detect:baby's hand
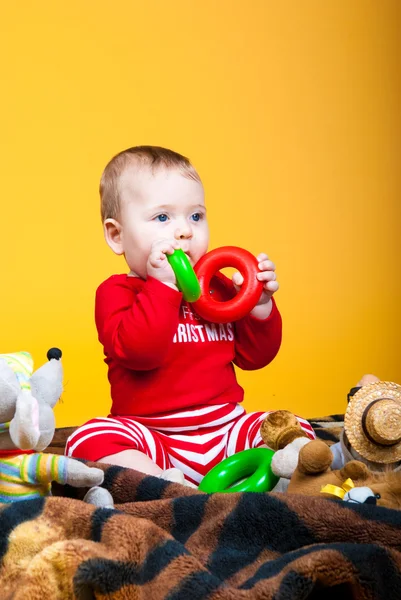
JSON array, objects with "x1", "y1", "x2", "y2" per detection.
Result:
[
  {"x1": 147, "y1": 239, "x2": 180, "y2": 289},
  {"x1": 232, "y1": 253, "x2": 279, "y2": 319}
]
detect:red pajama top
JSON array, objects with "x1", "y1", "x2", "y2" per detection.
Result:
[{"x1": 95, "y1": 274, "x2": 282, "y2": 417}]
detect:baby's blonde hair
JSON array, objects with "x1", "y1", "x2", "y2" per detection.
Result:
[{"x1": 100, "y1": 145, "x2": 201, "y2": 222}]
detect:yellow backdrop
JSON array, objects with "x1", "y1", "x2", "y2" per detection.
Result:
[{"x1": 1, "y1": 1, "x2": 400, "y2": 427}]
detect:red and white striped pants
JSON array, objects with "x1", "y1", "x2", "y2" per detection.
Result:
[{"x1": 65, "y1": 403, "x2": 315, "y2": 485}]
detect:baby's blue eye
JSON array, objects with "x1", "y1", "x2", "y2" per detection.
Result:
[
  {"x1": 191, "y1": 213, "x2": 202, "y2": 222},
  {"x1": 156, "y1": 214, "x2": 168, "y2": 222}
]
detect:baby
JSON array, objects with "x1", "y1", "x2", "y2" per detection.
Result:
[{"x1": 66, "y1": 146, "x2": 315, "y2": 485}]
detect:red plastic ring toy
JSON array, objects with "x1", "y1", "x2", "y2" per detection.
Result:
[{"x1": 193, "y1": 246, "x2": 263, "y2": 323}]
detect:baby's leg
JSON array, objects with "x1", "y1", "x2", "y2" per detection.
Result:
[
  {"x1": 101, "y1": 449, "x2": 163, "y2": 475},
  {"x1": 101, "y1": 450, "x2": 192, "y2": 484},
  {"x1": 65, "y1": 416, "x2": 171, "y2": 471},
  {"x1": 65, "y1": 417, "x2": 194, "y2": 485}
]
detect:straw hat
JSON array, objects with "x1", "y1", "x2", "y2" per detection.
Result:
[{"x1": 345, "y1": 381, "x2": 401, "y2": 464}]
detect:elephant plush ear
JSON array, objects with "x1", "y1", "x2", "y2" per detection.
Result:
[
  {"x1": 0, "y1": 358, "x2": 22, "y2": 423},
  {"x1": 30, "y1": 349, "x2": 63, "y2": 409},
  {"x1": 9, "y1": 391, "x2": 41, "y2": 450}
]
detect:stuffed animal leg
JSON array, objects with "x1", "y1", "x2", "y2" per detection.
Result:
[
  {"x1": 83, "y1": 486, "x2": 114, "y2": 509},
  {"x1": 0, "y1": 451, "x2": 105, "y2": 502}
]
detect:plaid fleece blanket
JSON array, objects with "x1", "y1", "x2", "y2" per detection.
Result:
[{"x1": 2, "y1": 415, "x2": 400, "y2": 599}]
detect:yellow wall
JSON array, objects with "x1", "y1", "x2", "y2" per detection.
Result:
[{"x1": 1, "y1": 1, "x2": 400, "y2": 426}]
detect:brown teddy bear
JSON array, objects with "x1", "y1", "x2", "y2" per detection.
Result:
[
  {"x1": 261, "y1": 377, "x2": 401, "y2": 479},
  {"x1": 285, "y1": 439, "x2": 401, "y2": 510},
  {"x1": 259, "y1": 376, "x2": 401, "y2": 507}
]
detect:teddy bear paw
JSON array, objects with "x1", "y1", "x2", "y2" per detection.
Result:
[{"x1": 271, "y1": 437, "x2": 310, "y2": 479}]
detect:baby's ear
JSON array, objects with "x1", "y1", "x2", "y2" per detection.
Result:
[
  {"x1": 30, "y1": 351, "x2": 63, "y2": 408},
  {"x1": 0, "y1": 359, "x2": 20, "y2": 422},
  {"x1": 104, "y1": 219, "x2": 124, "y2": 255}
]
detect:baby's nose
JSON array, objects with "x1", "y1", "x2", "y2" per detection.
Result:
[{"x1": 174, "y1": 224, "x2": 193, "y2": 239}]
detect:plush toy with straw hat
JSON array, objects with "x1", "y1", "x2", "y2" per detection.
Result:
[
  {"x1": 343, "y1": 380, "x2": 401, "y2": 468},
  {"x1": 262, "y1": 375, "x2": 401, "y2": 481}
]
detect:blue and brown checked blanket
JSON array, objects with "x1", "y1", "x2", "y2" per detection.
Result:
[{"x1": 1, "y1": 415, "x2": 401, "y2": 599}]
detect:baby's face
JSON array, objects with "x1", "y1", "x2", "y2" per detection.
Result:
[{"x1": 115, "y1": 166, "x2": 209, "y2": 278}]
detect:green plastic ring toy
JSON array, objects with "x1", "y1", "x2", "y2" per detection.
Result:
[
  {"x1": 167, "y1": 249, "x2": 201, "y2": 302},
  {"x1": 198, "y1": 447, "x2": 278, "y2": 493}
]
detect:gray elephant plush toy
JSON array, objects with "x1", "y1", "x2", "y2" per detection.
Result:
[{"x1": 0, "y1": 349, "x2": 113, "y2": 507}]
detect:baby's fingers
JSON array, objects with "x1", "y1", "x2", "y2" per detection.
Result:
[
  {"x1": 256, "y1": 252, "x2": 269, "y2": 263},
  {"x1": 162, "y1": 242, "x2": 179, "y2": 256},
  {"x1": 232, "y1": 271, "x2": 244, "y2": 288},
  {"x1": 149, "y1": 251, "x2": 167, "y2": 268},
  {"x1": 264, "y1": 280, "x2": 279, "y2": 293},
  {"x1": 258, "y1": 259, "x2": 276, "y2": 272},
  {"x1": 257, "y1": 270, "x2": 277, "y2": 282},
  {"x1": 152, "y1": 239, "x2": 180, "y2": 256}
]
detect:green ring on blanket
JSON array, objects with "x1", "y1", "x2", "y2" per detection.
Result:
[
  {"x1": 198, "y1": 447, "x2": 279, "y2": 493},
  {"x1": 167, "y1": 249, "x2": 201, "y2": 302}
]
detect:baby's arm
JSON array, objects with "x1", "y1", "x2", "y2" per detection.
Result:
[
  {"x1": 96, "y1": 276, "x2": 182, "y2": 371},
  {"x1": 97, "y1": 238, "x2": 184, "y2": 371},
  {"x1": 219, "y1": 254, "x2": 282, "y2": 370},
  {"x1": 225, "y1": 251, "x2": 282, "y2": 369},
  {"x1": 233, "y1": 298, "x2": 282, "y2": 370},
  {"x1": 213, "y1": 271, "x2": 282, "y2": 370}
]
